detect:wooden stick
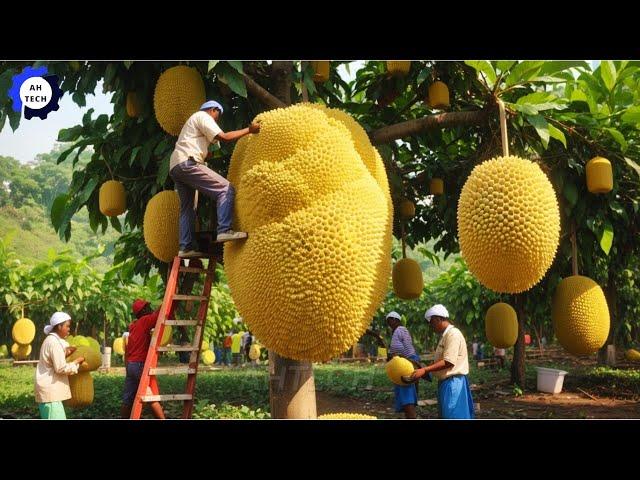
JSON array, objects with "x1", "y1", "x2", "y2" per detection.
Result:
[{"x1": 498, "y1": 99, "x2": 509, "y2": 157}]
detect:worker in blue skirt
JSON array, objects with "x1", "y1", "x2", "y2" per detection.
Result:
[{"x1": 403, "y1": 304, "x2": 475, "y2": 419}]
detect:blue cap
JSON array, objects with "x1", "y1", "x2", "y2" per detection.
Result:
[{"x1": 200, "y1": 100, "x2": 224, "y2": 114}]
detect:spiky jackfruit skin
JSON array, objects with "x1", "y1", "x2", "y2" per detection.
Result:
[
  {"x1": 126, "y1": 91, "x2": 141, "y2": 118},
  {"x1": 67, "y1": 345, "x2": 102, "y2": 372},
  {"x1": 586, "y1": 157, "x2": 613, "y2": 194},
  {"x1": 399, "y1": 200, "x2": 415, "y2": 219},
  {"x1": 392, "y1": 258, "x2": 424, "y2": 300},
  {"x1": 12, "y1": 318, "x2": 35, "y2": 345},
  {"x1": 385, "y1": 356, "x2": 415, "y2": 385},
  {"x1": 153, "y1": 66, "x2": 206, "y2": 136},
  {"x1": 11, "y1": 343, "x2": 31, "y2": 359},
  {"x1": 625, "y1": 349, "x2": 640, "y2": 362},
  {"x1": 65, "y1": 372, "x2": 94, "y2": 408},
  {"x1": 430, "y1": 178, "x2": 444, "y2": 195},
  {"x1": 457, "y1": 156, "x2": 560, "y2": 293},
  {"x1": 86, "y1": 337, "x2": 101, "y2": 353},
  {"x1": 428, "y1": 81, "x2": 450, "y2": 109},
  {"x1": 318, "y1": 412, "x2": 377, "y2": 419},
  {"x1": 224, "y1": 104, "x2": 392, "y2": 362},
  {"x1": 143, "y1": 190, "x2": 180, "y2": 263},
  {"x1": 99, "y1": 180, "x2": 126, "y2": 217},
  {"x1": 113, "y1": 337, "x2": 125, "y2": 355},
  {"x1": 249, "y1": 344, "x2": 261, "y2": 360},
  {"x1": 310, "y1": 61, "x2": 330, "y2": 82},
  {"x1": 552, "y1": 275, "x2": 610, "y2": 355},
  {"x1": 386, "y1": 61, "x2": 411, "y2": 76},
  {"x1": 485, "y1": 302, "x2": 518, "y2": 348},
  {"x1": 0, "y1": 344, "x2": 8, "y2": 358},
  {"x1": 201, "y1": 349, "x2": 215, "y2": 365},
  {"x1": 70, "y1": 335, "x2": 90, "y2": 348}
]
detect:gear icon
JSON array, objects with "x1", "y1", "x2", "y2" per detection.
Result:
[{"x1": 7, "y1": 66, "x2": 64, "y2": 120}]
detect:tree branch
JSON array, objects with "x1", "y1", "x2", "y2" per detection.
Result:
[
  {"x1": 368, "y1": 109, "x2": 491, "y2": 145},
  {"x1": 243, "y1": 73, "x2": 286, "y2": 110}
]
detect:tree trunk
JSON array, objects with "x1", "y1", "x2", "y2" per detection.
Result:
[
  {"x1": 268, "y1": 351, "x2": 317, "y2": 419},
  {"x1": 243, "y1": 74, "x2": 286, "y2": 110},
  {"x1": 510, "y1": 294, "x2": 526, "y2": 388},
  {"x1": 271, "y1": 61, "x2": 293, "y2": 106},
  {"x1": 597, "y1": 268, "x2": 618, "y2": 365}
]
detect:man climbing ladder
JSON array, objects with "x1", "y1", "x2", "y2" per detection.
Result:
[{"x1": 169, "y1": 100, "x2": 261, "y2": 257}]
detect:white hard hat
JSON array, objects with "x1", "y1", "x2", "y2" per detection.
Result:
[
  {"x1": 425, "y1": 304, "x2": 449, "y2": 321},
  {"x1": 44, "y1": 311, "x2": 71, "y2": 335}
]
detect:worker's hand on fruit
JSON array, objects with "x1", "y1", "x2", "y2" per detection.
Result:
[
  {"x1": 249, "y1": 121, "x2": 261, "y2": 134},
  {"x1": 65, "y1": 346, "x2": 77, "y2": 357},
  {"x1": 73, "y1": 356, "x2": 85, "y2": 365}
]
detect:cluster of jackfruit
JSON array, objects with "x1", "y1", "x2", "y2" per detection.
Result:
[
  {"x1": 65, "y1": 344, "x2": 102, "y2": 409},
  {"x1": 552, "y1": 275, "x2": 610, "y2": 355},
  {"x1": 154, "y1": 66, "x2": 206, "y2": 136},
  {"x1": 310, "y1": 61, "x2": 330, "y2": 83},
  {"x1": 99, "y1": 180, "x2": 126, "y2": 217},
  {"x1": 586, "y1": 157, "x2": 613, "y2": 194},
  {"x1": 126, "y1": 91, "x2": 141, "y2": 118},
  {"x1": 392, "y1": 258, "x2": 424, "y2": 300},
  {"x1": 385, "y1": 355, "x2": 415, "y2": 385},
  {"x1": 67, "y1": 345, "x2": 102, "y2": 372},
  {"x1": 224, "y1": 104, "x2": 392, "y2": 362},
  {"x1": 457, "y1": 156, "x2": 560, "y2": 293},
  {"x1": 428, "y1": 81, "x2": 450, "y2": 109},
  {"x1": 625, "y1": 349, "x2": 640, "y2": 362},
  {"x1": 386, "y1": 61, "x2": 411, "y2": 76},
  {"x1": 143, "y1": 190, "x2": 180, "y2": 262},
  {"x1": 65, "y1": 373, "x2": 94, "y2": 409},
  {"x1": 249, "y1": 344, "x2": 261, "y2": 360},
  {"x1": 201, "y1": 349, "x2": 216, "y2": 365},
  {"x1": 11, "y1": 318, "x2": 35, "y2": 360},
  {"x1": 317, "y1": 412, "x2": 377, "y2": 419},
  {"x1": 11, "y1": 343, "x2": 32, "y2": 359},
  {"x1": 485, "y1": 302, "x2": 518, "y2": 348}
]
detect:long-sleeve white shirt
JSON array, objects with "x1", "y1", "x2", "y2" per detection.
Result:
[{"x1": 34, "y1": 333, "x2": 79, "y2": 403}]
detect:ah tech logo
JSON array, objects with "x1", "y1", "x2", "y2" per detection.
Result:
[{"x1": 8, "y1": 66, "x2": 63, "y2": 120}]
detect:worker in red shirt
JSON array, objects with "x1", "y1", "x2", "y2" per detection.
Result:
[{"x1": 120, "y1": 299, "x2": 171, "y2": 419}]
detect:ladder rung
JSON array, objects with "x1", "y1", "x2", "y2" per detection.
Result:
[
  {"x1": 179, "y1": 267, "x2": 215, "y2": 274},
  {"x1": 157, "y1": 345, "x2": 200, "y2": 352},
  {"x1": 172, "y1": 294, "x2": 208, "y2": 301},
  {"x1": 141, "y1": 394, "x2": 193, "y2": 402},
  {"x1": 149, "y1": 366, "x2": 196, "y2": 375},
  {"x1": 164, "y1": 319, "x2": 200, "y2": 326}
]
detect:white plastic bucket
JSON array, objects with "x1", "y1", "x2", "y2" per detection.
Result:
[
  {"x1": 535, "y1": 367, "x2": 568, "y2": 394},
  {"x1": 102, "y1": 347, "x2": 112, "y2": 369}
]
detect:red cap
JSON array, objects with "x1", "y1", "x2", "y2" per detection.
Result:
[{"x1": 132, "y1": 299, "x2": 150, "y2": 317}]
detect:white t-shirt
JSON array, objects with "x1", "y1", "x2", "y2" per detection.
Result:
[{"x1": 170, "y1": 111, "x2": 223, "y2": 171}]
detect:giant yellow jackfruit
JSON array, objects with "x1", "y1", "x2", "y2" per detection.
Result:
[
  {"x1": 65, "y1": 372, "x2": 94, "y2": 408},
  {"x1": 485, "y1": 302, "x2": 518, "y2": 348},
  {"x1": 113, "y1": 337, "x2": 125, "y2": 356},
  {"x1": 86, "y1": 337, "x2": 101, "y2": 354},
  {"x1": 428, "y1": 81, "x2": 450, "y2": 109},
  {"x1": 457, "y1": 156, "x2": 560, "y2": 293},
  {"x1": 201, "y1": 349, "x2": 215, "y2": 365},
  {"x1": 249, "y1": 344, "x2": 261, "y2": 360},
  {"x1": 69, "y1": 335, "x2": 90, "y2": 348},
  {"x1": 153, "y1": 65, "x2": 206, "y2": 136},
  {"x1": 552, "y1": 275, "x2": 610, "y2": 355},
  {"x1": 126, "y1": 91, "x2": 141, "y2": 118},
  {"x1": 586, "y1": 157, "x2": 613, "y2": 194},
  {"x1": 12, "y1": 317, "x2": 35, "y2": 345},
  {"x1": 392, "y1": 258, "x2": 423, "y2": 300},
  {"x1": 143, "y1": 190, "x2": 180, "y2": 263},
  {"x1": 386, "y1": 61, "x2": 411, "y2": 76},
  {"x1": 224, "y1": 104, "x2": 392, "y2": 362},
  {"x1": 99, "y1": 180, "x2": 126, "y2": 217},
  {"x1": 310, "y1": 61, "x2": 330, "y2": 83},
  {"x1": 399, "y1": 199, "x2": 415, "y2": 219},
  {"x1": 67, "y1": 345, "x2": 102, "y2": 372},
  {"x1": 385, "y1": 356, "x2": 415, "y2": 385},
  {"x1": 318, "y1": 412, "x2": 377, "y2": 419},
  {"x1": 11, "y1": 343, "x2": 31, "y2": 359}
]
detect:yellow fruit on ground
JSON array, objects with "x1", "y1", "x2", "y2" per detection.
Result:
[
  {"x1": 385, "y1": 356, "x2": 415, "y2": 385},
  {"x1": 392, "y1": 258, "x2": 423, "y2": 300},
  {"x1": 318, "y1": 412, "x2": 377, "y2": 419},
  {"x1": 113, "y1": 337, "x2": 125, "y2": 356},
  {"x1": 224, "y1": 104, "x2": 392, "y2": 362},
  {"x1": 552, "y1": 275, "x2": 610, "y2": 355},
  {"x1": 625, "y1": 349, "x2": 640, "y2": 362},
  {"x1": 485, "y1": 302, "x2": 518, "y2": 348},
  {"x1": 428, "y1": 81, "x2": 450, "y2": 109},
  {"x1": 386, "y1": 61, "x2": 411, "y2": 76},
  {"x1": 249, "y1": 344, "x2": 261, "y2": 360},
  {"x1": 67, "y1": 345, "x2": 102, "y2": 372},
  {"x1": 201, "y1": 349, "x2": 215, "y2": 365},
  {"x1": 430, "y1": 178, "x2": 444, "y2": 195},
  {"x1": 99, "y1": 180, "x2": 126, "y2": 217},
  {"x1": 399, "y1": 199, "x2": 415, "y2": 219},
  {"x1": 65, "y1": 372, "x2": 94, "y2": 408},
  {"x1": 11, "y1": 343, "x2": 31, "y2": 359},
  {"x1": 457, "y1": 156, "x2": 560, "y2": 293},
  {"x1": 12, "y1": 318, "x2": 35, "y2": 345},
  {"x1": 310, "y1": 61, "x2": 330, "y2": 83},
  {"x1": 126, "y1": 91, "x2": 141, "y2": 118},
  {"x1": 143, "y1": 190, "x2": 180, "y2": 263},
  {"x1": 154, "y1": 65, "x2": 206, "y2": 136},
  {"x1": 586, "y1": 157, "x2": 613, "y2": 194}
]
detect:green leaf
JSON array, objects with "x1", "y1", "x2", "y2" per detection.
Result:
[
  {"x1": 157, "y1": 155, "x2": 170, "y2": 186},
  {"x1": 208, "y1": 60, "x2": 220, "y2": 73},
  {"x1": 505, "y1": 61, "x2": 545, "y2": 86},
  {"x1": 123, "y1": 61, "x2": 134, "y2": 69},
  {"x1": 621, "y1": 106, "x2": 640, "y2": 124},
  {"x1": 548, "y1": 124, "x2": 567, "y2": 147},
  {"x1": 129, "y1": 146, "x2": 142, "y2": 167},
  {"x1": 516, "y1": 92, "x2": 566, "y2": 111},
  {"x1": 65, "y1": 276, "x2": 73, "y2": 289},
  {"x1": 225, "y1": 68, "x2": 247, "y2": 97},
  {"x1": 50, "y1": 194, "x2": 69, "y2": 230},
  {"x1": 563, "y1": 181, "x2": 578, "y2": 207},
  {"x1": 570, "y1": 89, "x2": 588, "y2": 103},
  {"x1": 82, "y1": 108, "x2": 95, "y2": 127},
  {"x1": 605, "y1": 128, "x2": 627, "y2": 151},
  {"x1": 5, "y1": 294, "x2": 12, "y2": 306},
  {"x1": 94, "y1": 114, "x2": 109, "y2": 132},
  {"x1": 227, "y1": 61, "x2": 243, "y2": 74},
  {"x1": 599, "y1": 221, "x2": 614, "y2": 255},
  {"x1": 464, "y1": 61, "x2": 496, "y2": 87},
  {"x1": 496, "y1": 61, "x2": 516, "y2": 72},
  {"x1": 110, "y1": 216, "x2": 122, "y2": 233},
  {"x1": 77, "y1": 177, "x2": 99, "y2": 205},
  {"x1": 600, "y1": 61, "x2": 617, "y2": 91},
  {"x1": 538, "y1": 61, "x2": 590, "y2": 76},
  {"x1": 57, "y1": 125, "x2": 83, "y2": 142},
  {"x1": 624, "y1": 157, "x2": 640, "y2": 178},
  {"x1": 526, "y1": 115, "x2": 550, "y2": 148}
]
